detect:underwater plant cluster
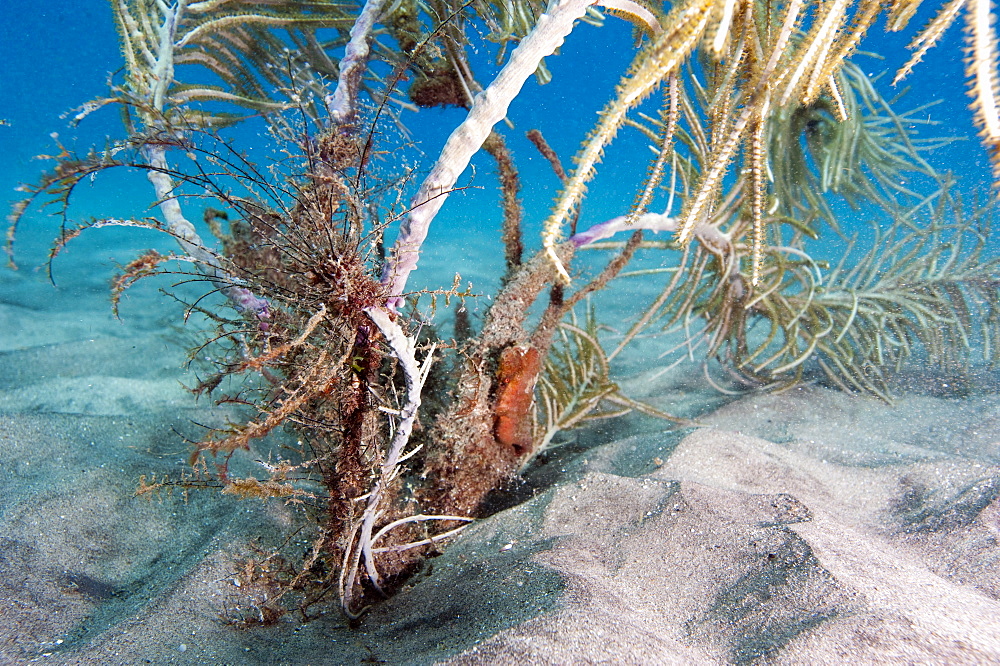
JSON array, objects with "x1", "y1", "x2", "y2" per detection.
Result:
[{"x1": 7, "y1": 0, "x2": 1000, "y2": 623}]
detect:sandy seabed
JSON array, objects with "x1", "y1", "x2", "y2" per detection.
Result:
[{"x1": 2, "y1": 233, "x2": 999, "y2": 665}]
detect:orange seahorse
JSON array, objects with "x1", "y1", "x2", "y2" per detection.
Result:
[{"x1": 493, "y1": 345, "x2": 543, "y2": 455}]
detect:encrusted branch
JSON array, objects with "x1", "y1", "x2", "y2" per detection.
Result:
[{"x1": 483, "y1": 131, "x2": 524, "y2": 280}]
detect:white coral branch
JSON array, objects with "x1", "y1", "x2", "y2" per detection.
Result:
[{"x1": 380, "y1": 0, "x2": 597, "y2": 309}]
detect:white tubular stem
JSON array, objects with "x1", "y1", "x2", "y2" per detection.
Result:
[
  {"x1": 380, "y1": 0, "x2": 596, "y2": 309},
  {"x1": 326, "y1": 0, "x2": 386, "y2": 125},
  {"x1": 145, "y1": 145, "x2": 269, "y2": 316},
  {"x1": 349, "y1": 307, "x2": 435, "y2": 599}
]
